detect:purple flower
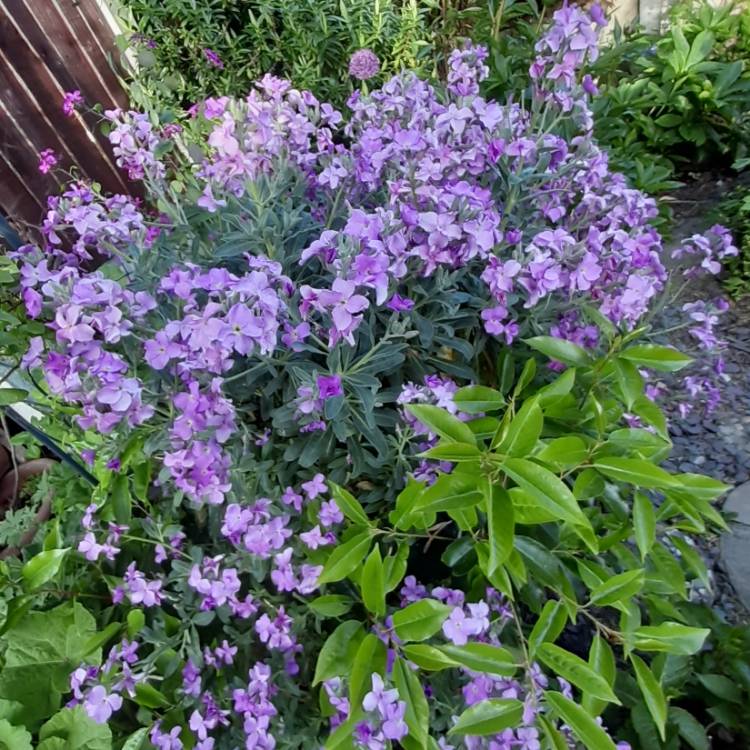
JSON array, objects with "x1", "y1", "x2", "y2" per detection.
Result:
[
  {"x1": 83, "y1": 685, "x2": 122, "y2": 723},
  {"x1": 62, "y1": 90, "x2": 84, "y2": 116},
  {"x1": 203, "y1": 48, "x2": 224, "y2": 69},
  {"x1": 318, "y1": 499, "x2": 344, "y2": 527},
  {"x1": 38, "y1": 148, "x2": 58, "y2": 174},
  {"x1": 381, "y1": 701, "x2": 408, "y2": 741},
  {"x1": 362, "y1": 673, "x2": 399, "y2": 714},
  {"x1": 317, "y1": 374, "x2": 343, "y2": 399},
  {"x1": 349, "y1": 49, "x2": 380, "y2": 80},
  {"x1": 386, "y1": 294, "x2": 414, "y2": 312},
  {"x1": 442, "y1": 606, "x2": 484, "y2": 645},
  {"x1": 302, "y1": 473, "x2": 327, "y2": 500}
]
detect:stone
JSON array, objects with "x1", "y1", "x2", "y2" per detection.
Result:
[{"x1": 720, "y1": 481, "x2": 750, "y2": 611}]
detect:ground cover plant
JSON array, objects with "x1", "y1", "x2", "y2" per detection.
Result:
[{"x1": 0, "y1": 4, "x2": 743, "y2": 748}]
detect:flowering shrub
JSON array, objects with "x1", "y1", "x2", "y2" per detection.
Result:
[{"x1": 0, "y1": 4, "x2": 737, "y2": 749}]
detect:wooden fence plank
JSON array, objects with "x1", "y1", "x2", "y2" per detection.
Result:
[{"x1": 0, "y1": 161, "x2": 42, "y2": 228}]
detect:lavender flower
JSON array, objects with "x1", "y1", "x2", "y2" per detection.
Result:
[
  {"x1": 348, "y1": 49, "x2": 380, "y2": 80},
  {"x1": 203, "y1": 48, "x2": 224, "y2": 69},
  {"x1": 38, "y1": 148, "x2": 58, "y2": 174}
]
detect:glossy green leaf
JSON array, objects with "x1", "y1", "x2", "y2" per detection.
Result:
[
  {"x1": 392, "y1": 599, "x2": 452, "y2": 642},
  {"x1": 0, "y1": 388, "x2": 29, "y2": 406},
  {"x1": 536, "y1": 436, "x2": 587, "y2": 468},
  {"x1": 22, "y1": 549, "x2": 69, "y2": 591},
  {"x1": 613, "y1": 358, "x2": 644, "y2": 409},
  {"x1": 308, "y1": 595, "x2": 354, "y2": 617},
  {"x1": 329, "y1": 483, "x2": 369, "y2": 526},
  {"x1": 383, "y1": 544, "x2": 409, "y2": 593},
  {"x1": 538, "y1": 644, "x2": 620, "y2": 704},
  {"x1": 633, "y1": 493, "x2": 656, "y2": 561},
  {"x1": 422, "y1": 443, "x2": 483, "y2": 462},
  {"x1": 448, "y1": 699, "x2": 523, "y2": 736},
  {"x1": 632, "y1": 623, "x2": 709, "y2": 655},
  {"x1": 318, "y1": 531, "x2": 372, "y2": 584},
  {"x1": 669, "y1": 707, "x2": 710, "y2": 750},
  {"x1": 133, "y1": 683, "x2": 168, "y2": 708},
  {"x1": 630, "y1": 654, "x2": 667, "y2": 740},
  {"x1": 406, "y1": 404, "x2": 476, "y2": 445},
  {"x1": 525, "y1": 336, "x2": 593, "y2": 366},
  {"x1": 80, "y1": 622, "x2": 122, "y2": 659},
  {"x1": 594, "y1": 457, "x2": 677, "y2": 489},
  {"x1": 453, "y1": 385, "x2": 505, "y2": 413},
  {"x1": 349, "y1": 634, "x2": 387, "y2": 708},
  {"x1": 528, "y1": 600, "x2": 567, "y2": 658},
  {"x1": 313, "y1": 620, "x2": 363, "y2": 685},
  {"x1": 414, "y1": 471, "x2": 483, "y2": 514},
  {"x1": 361, "y1": 545, "x2": 386, "y2": 617},
  {"x1": 127, "y1": 609, "x2": 145, "y2": 638},
  {"x1": 393, "y1": 656, "x2": 429, "y2": 746},
  {"x1": 122, "y1": 727, "x2": 149, "y2": 750},
  {"x1": 497, "y1": 397, "x2": 543, "y2": 457},
  {"x1": 536, "y1": 368, "x2": 576, "y2": 405},
  {"x1": 583, "y1": 634, "x2": 616, "y2": 717},
  {"x1": 402, "y1": 644, "x2": 457, "y2": 671},
  {"x1": 619, "y1": 345, "x2": 692, "y2": 372},
  {"x1": 439, "y1": 643, "x2": 517, "y2": 677},
  {"x1": 589, "y1": 569, "x2": 645, "y2": 607},
  {"x1": 545, "y1": 691, "x2": 617, "y2": 750},
  {"x1": 0, "y1": 719, "x2": 32, "y2": 750},
  {"x1": 38, "y1": 706, "x2": 112, "y2": 749},
  {"x1": 485, "y1": 483, "x2": 514, "y2": 574}
]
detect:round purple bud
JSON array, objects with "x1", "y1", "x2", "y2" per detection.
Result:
[{"x1": 348, "y1": 49, "x2": 380, "y2": 81}]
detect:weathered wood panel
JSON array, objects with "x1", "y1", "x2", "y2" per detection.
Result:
[{"x1": 0, "y1": 0, "x2": 132, "y2": 234}]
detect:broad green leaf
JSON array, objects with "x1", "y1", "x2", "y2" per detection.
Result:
[
  {"x1": 669, "y1": 707, "x2": 710, "y2": 750},
  {"x1": 0, "y1": 389, "x2": 29, "y2": 406},
  {"x1": 686, "y1": 30, "x2": 714, "y2": 68},
  {"x1": 324, "y1": 711, "x2": 361, "y2": 749},
  {"x1": 538, "y1": 715, "x2": 568, "y2": 750},
  {"x1": 393, "y1": 657, "x2": 429, "y2": 746},
  {"x1": 422, "y1": 443, "x2": 483, "y2": 462},
  {"x1": 349, "y1": 634, "x2": 387, "y2": 709},
  {"x1": 392, "y1": 599, "x2": 452, "y2": 642},
  {"x1": 508, "y1": 486, "x2": 559, "y2": 524},
  {"x1": 414, "y1": 472, "x2": 483, "y2": 514},
  {"x1": 389, "y1": 478, "x2": 426, "y2": 530},
  {"x1": 485, "y1": 483, "x2": 514, "y2": 574},
  {"x1": 545, "y1": 691, "x2": 617, "y2": 750},
  {"x1": 110, "y1": 474, "x2": 131, "y2": 525},
  {"x1": 500, "y1": 458, "x2": 592, "y2": 535},
  {"x1": 313, "y1": 621, "x2": 363, "y2": 685},
  {"x1": 607, "y1": 429, "x2": 670, "y2": 459},
  {"x1": 513, "y1": 358, "x2": 537, "y2": 396},
  {"x1": 583, "y1": 635, "x2": 616, "y2": 717},
  {"x1": 406, "y1": 404, "x2": 476, "y2": 445},
  {"x1": 361, "y1": 545, "x2": 385, "y2": 617},
  {"x1": 535, "y1": 436, "x2": 587, "y2": 469},
  {"x1": 528, "y1": 600, "x2": 567, "y2": 658},
  {"x1": 614, "y1": 359, "x2": 644, "y2": 409},
  {"x1": 329, "y1": 483, "x2": 369, "y2": 526},
  {"x1": 525, "y1": 336, "x2": 592, "y2": 367},
  {"x1": 538, "y1": 644, "x2": 620, "y2": 704},
  {"x1": 619, "y1": 345, "x2": 692, "y2": 372},
  {"x1": 122, "y1": 727, "x2": 149, "y2": 750},
  {"x1": 673, "y1": 473, "x2": 730, "y2": 501},
  {"x1": 402, "y1": 644, "x2": 457, "y2": 671},
  {"x1": 498, "y1": 351, "x2": 515, "y2": 395},
  {"x1": 383, "y1": 544, "x2": 409, "y2": 593},
  {"x1": 308, "y1": 595, "x2": 354, "y2": 617},
  {"x1": 453, "y1": 385, "x2": 505, "y2": 413},
  {"x1": 671, "y1": 536, "x2": 710, "y2": 591},
  {"x1": 439, "y1": 643, "x2": 517, "y2": 677},
  {"x1": 630, "y1": 654, "x2": 667, "y2": 740},
  {"x1": 133, "y1": 683, "x2": 168, "y2": 708},
  {"x1": 632, "y1": 623, "x2": 709, "y2": 655},
  {"x1": 38, "y1": 706, "x2": 112, "y2": 749},
  {"x1": 318, "y1": 531, "x2": 372, "y2": 584},
  {"x1": 633, "y1": 493, "x2": 656, "y2": 560},
  {"x1": 22, "y1": 548, "x2": 70, "y2": 591},
  {"x1": 536, "y1": 368, "x2": 576, "y2": 406},
  {"x1": 589, "y1": 569, "x2": 645, "y2": 607},
  {"x1": 594, "y1": 457, "x2": 677, "y2": 489},
  {"x1": 696, "y1": 674, "x2": 742, "y2": 703},
  {"x1": 127, "y1": 610, "x2": 145, "y2": 638},
  {"x1": 497, "y1": 397, "x2": 543, "y2": 456},
  {"x1": 0, "y1": 719, "x2": 32, "y2": 750},
  {"x1": 448, "y1": 699, "x2": 523, "y2": 736},
  {"x1": 80, "y1": 622, "x2": 122, "y2": 659}
]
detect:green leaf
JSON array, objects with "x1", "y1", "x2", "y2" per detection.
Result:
[
  {"x1": 414, "y1": 472, "x2": 483, "y2": 515},
  {"x1": 318, "y1": 531, "x2": 372, "y2": 584},
  {"x1": 525, "y1": 336, "x2": 592, "y2": 367},
  {"x1": 545, "y1": 691, "x2": 617, "y2": 750},
  {"x1": 614, "y1": 359, "x2": 644, "y2": 409},
  {"x1": 536, "y1": 368, "x2": 576, "y2": 406},
  {"x1": 632, "y1": 623, "x2": 709, "y2": 655},
  {"x1": 538, "y1": 644, "x2": 620, "y2": 704},
  {"x1": 696, "y1": 673, "x2": 742, "y2": 703},
  {"x1": 497, "y1": 397, "x2": 543, "y2": 456},
  {"x1": 22, "y1": 548, "x2": 70, "y2": 591},
  {"x1": 0, "y1": 389, "x2": 29, "y2": 406},
  {"x1": 110, "y1": 474, "x2": 131, "y2": 525},
  {"x1": 308, "y1": 595, "x2": 354, "y2": 617},
  {"x1": 329, "y1": 483, "x2": 369, "y2": 526},
  {"x1": 349, "y1": 634, "x2": 387, "y2": 709},
  {"x1": 536, "y1": 437, "x2": 587, "y2": 469},
  {"x1": 453, "y1": 385, "x2": 505, "y2": 413},
  {"x1": 528, "y1": 600, "x2": 567, "y2": 658},
  {"x1": 669, "y1": 707, "x2": 709, "y2": 750},
  {"x1": 392, "y1": 599, "x2": 452, "y2": 642},
  {"x1": 38, "y1": 706, "x2": 112, "y2": 749},
  {"x1": 589, "y1": 569, "x2": 645, "y2": 607},
  {"x1": 594, "y1": 457, "x2": 677, "y2": 489},
  {"x1": 0, "y1": 720, "x2": 32, "y2": 750},
  {"x1": 0, "y1": 602, "x2": 98, "y2": 725},
  {"x1": 324, "y1": 712, "x2": 361, "y2": 749},
  {"x1": 133, "y1": 683, "x2": 168, "y2": 708},
  {"x1": 619, "y1": 345, "x2": 692, "y2": 372},
  {"x1": 630, "y1": 654, "x2": 667, "y2": 740},
  {"x1": 686, "y1": 29, "x2": 714, "y2": 67},
  {"x1": 360, "y1": 545, "x2": 386, "y2": 617},
  {"x1": 126, "y1": 609, "x2": 145, "y2": 638},
  {"x1": 383, "y1": 544, "x2": 409, "y2": 593},
  {"x1": 392, "y1": 657, "x2": 429, "y2": 746},
  {"x1": 448, "y1": 699, "x2": 523, "y2": 736},
  {"x1": 633, "y1": 493, "x2": 656, "y2": 560},
  {"x1": 402, "y1": 645, "x2": 457, "y2": 671},
  {"x1": 313, "y1": 621, "x2": 363, "y2": 685},
  {"x1": 500, "y1": 458, "x2": 591, "y2": 533},
  {"x1": 485, "y1": 483, "x2": 514, "y2": 574},
  {"x1": 121, "y1": 727, "x2": 149, "y2": 750},
  {"x1": 406, "y1": 404, "x2": 476, "y2": 445},
  {"x1": 513, "y1": 358, "x2": 537, "y2": 396},
  {"x1": 439, "y1": 643, "x2": 517, "y2": 677},
  {"x1": 80, "y1": 622, "x2": 122, "y2": 659},
  {"x1": 583, "y1": 635, "x2": 616, "y2": 717},
  {"x1": 422, "y1": 443, "x2": 483, "y2": 462}
]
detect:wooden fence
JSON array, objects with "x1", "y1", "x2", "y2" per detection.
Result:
[{"x1": 0, "y1": 0, "x2": 132, "y2": 233}]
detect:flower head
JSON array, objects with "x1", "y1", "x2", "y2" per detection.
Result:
[{"x1": 348, "y1": 49, "x2": 380, "y2": 80}]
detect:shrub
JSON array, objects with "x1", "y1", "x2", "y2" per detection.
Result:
[
  {"x1": 716, "y1": 182, "x2": 750, "y2": 297},
  {"x1": 1, "y1": 4, "x2": 739, "y2": 748}
]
